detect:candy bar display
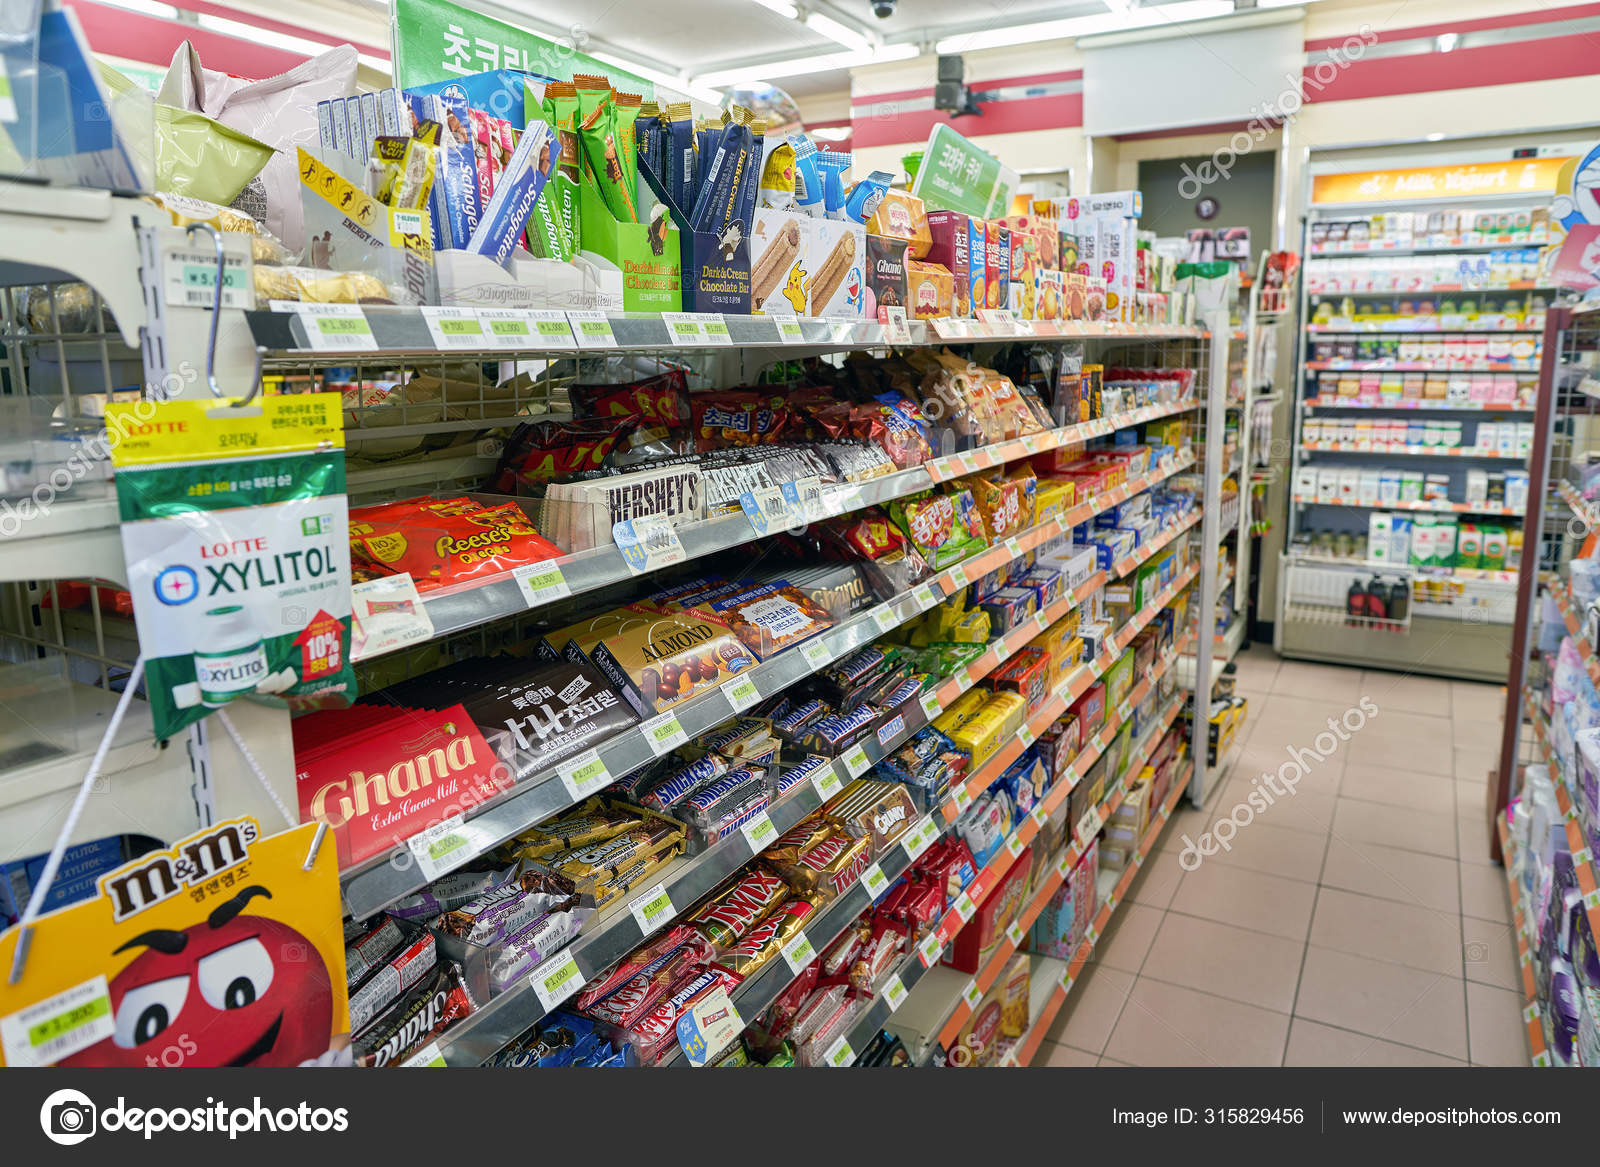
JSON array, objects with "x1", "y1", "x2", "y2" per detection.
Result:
[{"x1": 6, "y1": 27, "x2": 1242, "y2": 1085}]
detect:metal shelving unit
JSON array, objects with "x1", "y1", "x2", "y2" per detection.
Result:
[
  {"x1": 0, "y1": 178, "x2": 1243, "y2": 1071},
  {"x1": 1278, "y1": 181, "x2": 1555, "y2": 682}
]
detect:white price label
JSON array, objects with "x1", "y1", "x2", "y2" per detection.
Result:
[
  {"x1": 613, "y1": 516, "x2": 686, "y2": 574},
  {"x1": 931, "y1": 316, "x2": 968, "y2": 340},
  {"x1": 1004, "y1": 536, "x2": 1023, "y2": 560},
  {"x1": 400, "y1": 1041, "x2": 447, "y2": 1068},
  {"x1": 952, "y1": 783, "x2": 973, "y2": 813},
  {"x1": 283, "y1": 302, "x2": 375, "y2": 351},
  {"x1": 811, "y1": 767, "x2": 843, "y2": 801},
  {"x1": 801, "y1": 639, "x2": 833, "y2": 671},
  {"x1": 1034, "y1": 611, "x2": 1050, "y2": 633},
  {"x1": 741, "y1": 811, "x2": 778, "y2": 854},
  {"x1": 861, "y1": 862, "x2": 889, "y2": 899},
  {"x1": 1017, "y1": 725, "x2": 1036, "y2": 748},
  {"x1": 777, "y1": 318, "x2": 806, "y2": 344},
  {"x1": 957, "y1": 450, "x2": 981, "y2": 474},
  {"x1": 663, "y1": 312, "x2": 706, "y2": 344},
  {"x1": 823, "y1": 1034, "x2": 856, "y2": 1067},
  {"x1": 1056, "y1": 854, "x2": 1073, "y2": 880},
  {"x1": 919, "y1": 584, "x2": 944, "y2": 612},
  {"x1": 421, "y1": 305, "x2": 488, "y2": 350},
  {"x1": 724, "y1": 674, "x2": 761, "y2": 713},
  {"x1": 513, "y1": 561, "x2": 571, "y2": 607},
  {"x1": 883, "y1": 973, "x2": 908, "y2": 1012},
  {"x1": 870, "y1": 604, "x2": 899, "y2": 634},
  {"x1": 556, "y1": 748, "x2": 611, "y2": 802},
  {"x1": 408, "y1": 814, "x2": 493, "y2": 882},
  {"x1": 1006, "y1": 921, "x2": 1025, "y2": 949},
  {"x1": 949, "y1": 564, "x2": 969, "y2": 589},
  {"x1": 472, "y1": 307, "x2": 533, "y2": 349},
  {"x1": 882, "y1": 305, "x2": 911, "y2": 343},
  {"x1": 698, "y1": 314, "x2": 733, "y2": 345},
  {"x1": 920, "y1": 691, "x2": 943, "y2": 720},
  {"x1": 567, "y1": 310, "x2": 617, "y2": 347},
  {"x1": 902, "y1": 816, "x2": 937, "y2": 861},
  {"x1": 953, "y1": 891, "x2": 977, "y2": 922},
  {"x1": 1006, "y1": 833, "x2": 1024, "y2": 859},
  {"x1": 0, "y1": 975, "x2": 114, "y2": 1068},
  {"x1": 1031, "y1": 804, "x2": 1049, "y2": 829},
  {"x1": 168, "y1": 248, "x2": 251, "y2": 309},
  {"x1": 780, "y1": 931, "x2": 816, "y2": 975},
  {"x1": 918, "y1": 933, "x2": 944, "y2": 967},
  {"x1": 529, "y1": 951, "x2": 583, "y2": 1011},
  {"x1": 641, "y1": 711, "x2": 688, "y2": 756},
  {"x1": 1117, "y1": 700, "x2": 1133, "y2": 724},
  {"x1": 961, "y1": 979, "x2": 983, "y2": 1010},
  {"x1": 842, "y1": 744, "x2": 871, "y2": 779},
  {"x1": 629, "y1": 882, "x2": 676, "y2": 935}
]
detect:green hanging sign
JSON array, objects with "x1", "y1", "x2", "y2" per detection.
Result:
[
  {"x1": 390, "y1": 0, "x2": 654, "y2": 99},
  {"x1": 910, "y1": 124, "x2": 1019, "y2": 220}
]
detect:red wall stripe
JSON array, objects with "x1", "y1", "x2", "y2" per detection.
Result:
[
  {"x1": 854, "y1": 69, "x2": 1081, "y2": 108},
  {"x1": 1304, "y1": 1, "x2": 1600, "y2": 51},
  {"x1": 1304, "y1": 32, "x2": 1600, "y2": 102},
  {"x1": 66, "y1": 0, "x2": 312, "y2": 78},
  {"x1": 853, "y1": 92, "x2": 1082, "y2": 149}
]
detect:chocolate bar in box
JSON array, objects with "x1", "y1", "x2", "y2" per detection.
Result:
[
  {"x1": 456, "y1": 658, "x2": 640, "y2": 771},
  {"x1": 545, "y1": 464, "x2": 706, "y2": 551}
]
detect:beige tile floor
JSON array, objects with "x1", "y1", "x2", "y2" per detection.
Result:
[{"x1": 1040, "y1": 648, "x2": 1528, "y2": 1068}]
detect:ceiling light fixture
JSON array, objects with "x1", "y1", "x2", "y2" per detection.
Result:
[
  {"x1": 95, "y1": 0, "x2": 179, "y2": 18},
  {"x1": 591, "y1": 50, "x2": 725, "y2": 105},
  {"x1": 695, "y1": 42, "x2": 915, "y2": 87},
  {"x1": 749, "y1": 0, "x2": 801, "y2": 17},
  {"x1": 935, "y1": 0, "x2": 1231, "y2": 53},
  {"x1": 803, "y1": 12, "x2": 873, "y2": 52}
]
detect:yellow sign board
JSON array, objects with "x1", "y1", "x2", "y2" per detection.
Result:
[
  {"x1": 1312, "y1": 158, "x2": 1573, "y2": 205},
  {"x1": 0, "y1": 819, "x2": 349, "y2": 1067}
]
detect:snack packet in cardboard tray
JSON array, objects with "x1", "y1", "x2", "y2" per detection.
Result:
[{"x1": 107, "y1": 395, "x2": 355, "y2": 739}]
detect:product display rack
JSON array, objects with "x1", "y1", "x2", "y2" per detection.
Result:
[
  {"x1": 1277, "y1": 180, "x2": 1552, "y2": 682},
  {"x1": 1496, "y1": 815, "x2": 1554, "y2": 1068},
  {"x1": 0, "y1": 174, "x2": 1237, "y2": 1072},
  {"x1": 1490, "y1": 302, "x2": 1600, "y2": 1066},
  {"x1": 1005, "y1": 756, "x2": 1194, "y2": 1066}
]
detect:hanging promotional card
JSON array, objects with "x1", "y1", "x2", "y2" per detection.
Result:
[
  {"x1": 105, "y1": 395, "x2": 355, "y2": 740},
  {"x1": 0, "y1": 819, "x2": 349, "y2": 1067}
]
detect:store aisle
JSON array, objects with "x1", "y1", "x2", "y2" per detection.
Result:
[{"x1": 1041, "y1": 650, "x2": 1527, "y2": 1067}]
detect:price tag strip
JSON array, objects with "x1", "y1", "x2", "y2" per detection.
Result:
[
  {"x1": 628, "y1": 882, "x2": 675, "y2": 935},
  {"x1": 421, "y1": 305, "x2": 488, "y2": 350},
  {"x1": 811, "y1": 767, "x2": 843, "y2": 801},
  {"x1": 641, "y1": 711, "x2": 688, "y2": 757},
  {"x1": 567, "y1": 310, "x2": 618, "y2": 348},
  {"x1": 780, "y1": 931, "x2": 817, "y2": 975},
  {"x1": 556, "y1": 748, "x2": 612, "y2": 803},
  {"x1": 842, "y1": 744, "x2": 871, "y2": 779},
  {"x1": 741, "y1": 811, "x2": 778, "y2": 854},
  {"x1": 529, "y1": 951, "x2": 583, "y2": 1012},
  {"x1": 882, "y1": 973, "x2": 908, "y2": 1012},
  {"x1": 513, "y1": 561, "x2": 571, "y2": 607},
  {"x1": 279, "y1": 301, "x2": 375, "y2": 351},
  {"x1": 724, "y1": 674, "x2": 761, "y2": 713},
  {"x1": 0, "y1": 975, "x2": 115, "y2": 1067},
  {"x1": 408, "y1": 814, "x2": 496, "y2": 882}
]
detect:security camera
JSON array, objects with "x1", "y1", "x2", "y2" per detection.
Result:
[{"x1": 872, "y1": 0, "x2": 896, "y2": 18}]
